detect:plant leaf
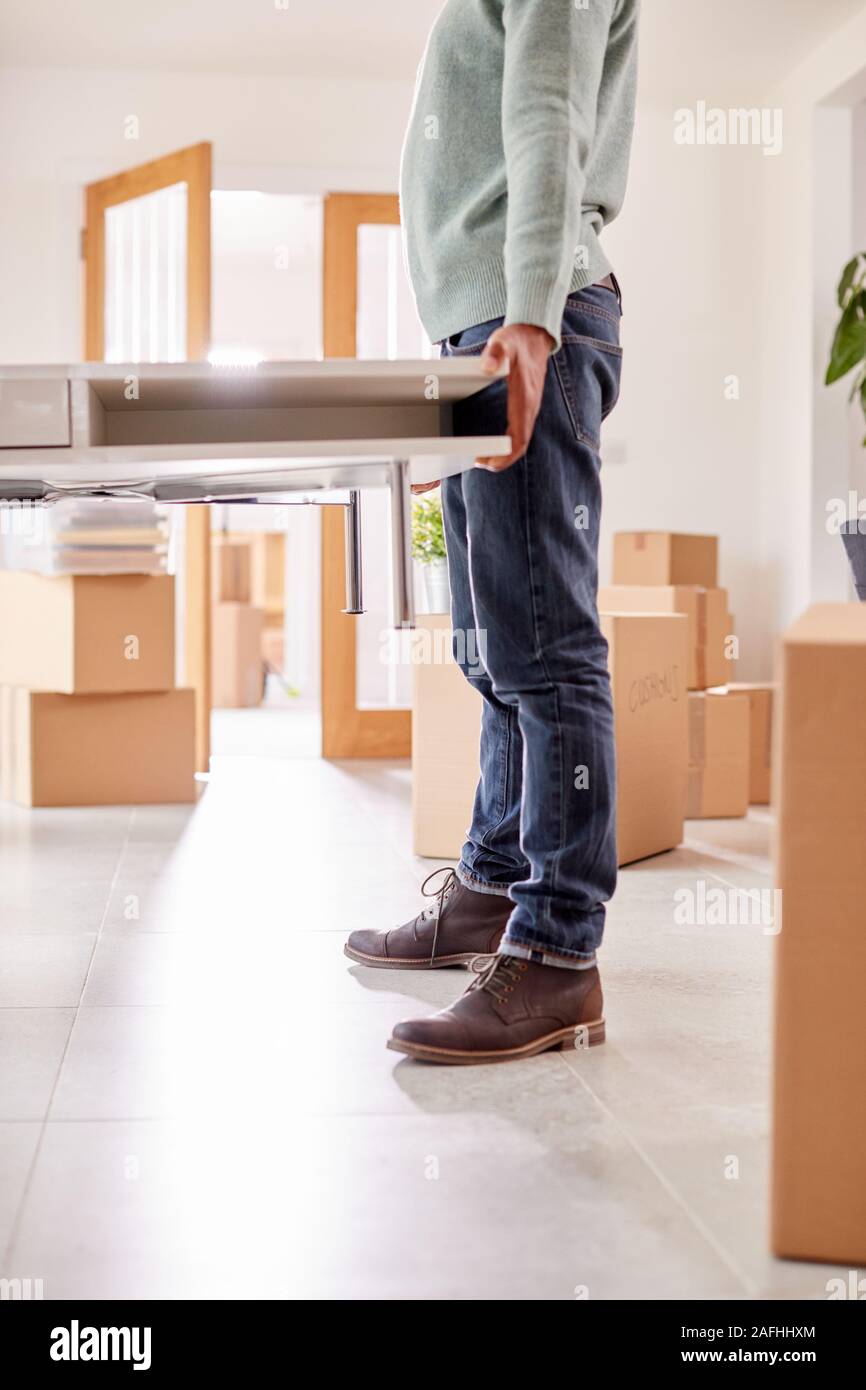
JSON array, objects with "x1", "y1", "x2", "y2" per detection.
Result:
[
  {"x1": 411, "y1": 495, "x2": 447, "y2": 562},
  {"x1": 826, "y1": 294, "x2": 866, "y2": 384},
  {"x1": 837, "y1": 254, "x2": 861, "y2": 308}
]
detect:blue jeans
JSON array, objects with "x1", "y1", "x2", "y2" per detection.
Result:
[{"x1": 440, "y1": 285, "x2": 623, "y2": 964}]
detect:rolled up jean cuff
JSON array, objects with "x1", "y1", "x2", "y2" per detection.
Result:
[
  {"x1": 456, "y1": 863, "x2": 513, "y2": 898},
  {"x1": 500, "y1": 937, "x2": 598, "y2": 972}
]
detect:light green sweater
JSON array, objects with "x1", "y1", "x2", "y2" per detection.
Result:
[{"x1": 400, "y1": 0, "x2": 639, "y2": 350}]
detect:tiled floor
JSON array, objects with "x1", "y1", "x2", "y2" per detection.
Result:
[{"x1": 0, "y1": 726, "x2": 849, "y2": 1300}]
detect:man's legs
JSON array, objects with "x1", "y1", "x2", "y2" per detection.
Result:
[
  {"x1": 389, "y1": 286, "x2": 623, "y2": 1059},
  {"x1": 444, "y1": 288, "x2": 621, "y2": 961}
]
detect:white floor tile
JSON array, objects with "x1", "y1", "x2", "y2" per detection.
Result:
[
  {"x1": 0, "y1": 935, "x2": 95, "y2": 1007},
  {"x1": 0, "y1": 1122, "x2": 40, "y2": 1259},
  {"x1": 0, "y1": 1010, "x2": 74, "y2": 1120},
  {"x1": 0, "y1": 743, "x2": 846, "y2": 1300}
]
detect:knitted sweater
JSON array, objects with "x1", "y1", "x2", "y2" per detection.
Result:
[{"x1": 400, "y1": 0, "x2": 639, "y2": 349}]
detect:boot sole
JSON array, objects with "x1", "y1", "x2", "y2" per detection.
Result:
[
  {"x1": 343, "y1": 943, "x2": 488, "y2": 970},
  {"x1": 386, "y1": 1019, "x2": 606, "y2": 1064}
]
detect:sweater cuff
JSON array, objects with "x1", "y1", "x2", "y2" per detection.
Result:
[{"x1": 504, "y1": 270, "x2": 571, "y2": 352}]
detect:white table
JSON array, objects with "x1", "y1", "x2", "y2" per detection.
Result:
[{"x1": 0, "y1": 360, "x2": 509, "y2": 625}]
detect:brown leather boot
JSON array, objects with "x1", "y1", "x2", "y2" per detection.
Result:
[
  {"x1": 387, "y1": 955, "x2": 605, "y2": 1063},
  {"x1": 344, "y1": 868, "x2": 510, "y2": 970}
]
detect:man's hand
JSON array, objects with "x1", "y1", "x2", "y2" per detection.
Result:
[
  {"x1": 411, "y1": 479, "x2": 440, "y2": 495},
  {"x1": 475, "y1": 323, "x2": 554, "y2": 471}
]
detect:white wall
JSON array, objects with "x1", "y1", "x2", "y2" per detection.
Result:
[
  {"x1": 3, "y1": 34, "x2": 860, "y2": 682},
  {"x1": 0, "y1": 65, "x2": 414, "y2": 364},
  {"x1": 759, "y1": 9, "x2": 866, "y2": 650},
  {"x1": 599, "y1": 103, "x2": 766, "y2": 674}
]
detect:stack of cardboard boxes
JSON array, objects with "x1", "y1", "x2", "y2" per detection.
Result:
[
  {"x1": 251, "y1": 533, "x2": 287, "y2": 674},
  {"x1": 771, "y1": 603, "x2": 866, "y2": 1265},
  {"x1": 0, "y1": 571, "x2": 195, "y2": 805},
  {"x1": 600, "y1": 531, "x2": 775, "y2": 832},
  {"x1": 211, "y1": 537, "x2": 265, "y2": 708},
  {"x1": 412, "y1": 531, "x2": 775, "y2": 865},
  {"x1": 412, "y1": 598, "x2": 691, "y2": 867},
  {"x1": 412, "y1": 614, "x2": 481, "y2": 860},
  {"x1": 211, "y1": 532, "x2": 285, "y2": 703}
]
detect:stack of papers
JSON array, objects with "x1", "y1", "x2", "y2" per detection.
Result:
[{"x1": 0, "y1": 498, "x2": 170, "y2": 575}]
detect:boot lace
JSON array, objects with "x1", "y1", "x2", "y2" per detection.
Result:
[
  {"x1": 468, "y1": 954, "x2": 526, "y2": 1005},
  {"x1": 414, "y1": 866, "x2": 459, "y2": 964}
]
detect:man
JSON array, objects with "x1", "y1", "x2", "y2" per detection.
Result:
[{"x1": 346, "y1": 0, "x2": 639, "y2": 1063}]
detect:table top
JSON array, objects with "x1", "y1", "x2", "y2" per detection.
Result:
[
  {"x1": 0, "y1": 357, "x2": 505, "y2": 410},
  {"x1": 0, "y1": 358, "x2": 510, "y2": 500},
  {"x1": 0, "y1": 438, "x2": 510, "y2": 500}
]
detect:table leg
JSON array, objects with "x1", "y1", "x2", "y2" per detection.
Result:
[
  {"x1": 342, "y1": 489, "x2": 364, "y2": 615},
  {"x1": 389, "y1": 459, "x2": 415, "y2": 630}
]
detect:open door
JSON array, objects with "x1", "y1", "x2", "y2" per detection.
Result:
[
  {"x1": 320, "y1": 192, "x2": 413, "y2": 759},
  {"x1": 83, "y1": 142, "x2": 213, "y2": 773}
]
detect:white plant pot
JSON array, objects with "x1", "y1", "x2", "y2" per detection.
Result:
[{"x1": 420, "y1": 557, "x2": 450, "y2": 614}]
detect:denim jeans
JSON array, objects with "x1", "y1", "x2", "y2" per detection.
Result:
[{"x1": 440, "y1": 284, "x2": 623, "y2": 964}]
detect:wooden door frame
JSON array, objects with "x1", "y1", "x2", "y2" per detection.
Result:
[
  {"x1": 83, "y1": 142, "x2": 213, "y2": 773},
  {"x1": 321, "y1": 192, "x2": 411, "y2": 759}
]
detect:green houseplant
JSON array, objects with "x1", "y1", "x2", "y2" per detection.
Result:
[
  {"x1": 826, "y1": 252, "x2": 866, "y2": 599},
  {"x1": 826, "y1": 251, "x2": 866, "y2": 416},
  {"x1": 411, "y1": 494, "x2": 450, "y2": 613}
]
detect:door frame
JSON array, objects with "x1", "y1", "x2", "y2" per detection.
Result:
[
  {"x1": 83, "y1": 142, "x2": 213, "y2": 773},
  {"x1": 320, "y1": 192, "x2": 412, "y2": 759}
]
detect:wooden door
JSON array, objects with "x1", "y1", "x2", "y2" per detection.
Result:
[
  {"x1": 83, "y1": 142, "x2": 213, "y2": 772},
  {"x1": 321, "y1": 192, "x2": 412, "y2": 759}
]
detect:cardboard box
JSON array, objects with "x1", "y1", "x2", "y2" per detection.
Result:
[
  {"x1": 686, "y1": 690, "x2": 749, "y2": 817},
  {"x1": 412, "y1": 615, "x2": 481, "y2": 859},
  {"x1": 726, "y1": 611, "x2": 737, "y2": 677},
  {"x1": 250, "y1": 533, "x2": 286, "y2": 623},
  {"x1": 413, "y1": 611, "x2": 690, "y2": 865},
  {"x1": 261, "y1": 624, "x2": 285, "y2": 672},
  {"x1": 0, "y1": 686, "x2": 195, "y2": 806},
  {"x1": 613, "y1": 532, "x2": 717, "y2": 588},
  {"x1": 0, "y1": 572, "x2": 175, "y2": 693},
  {"x1": 212, "y1": 539, "x2": 252, "y2": 604},
  {"x1": 600, "y1": 612, "x2": 689, "y2": 866},
  {"x1": 729, "y1": 682, "x2": 774, "y2": 804},
  {"x1": 772, "y1": 604, "x2": 866, "y2": 1264},
  {"x1": 212, "y1": 603, "x2": 264, "y2": 708},
  {"x1": 598, "y1": 584, "x2": 729, "y2": 689}
]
